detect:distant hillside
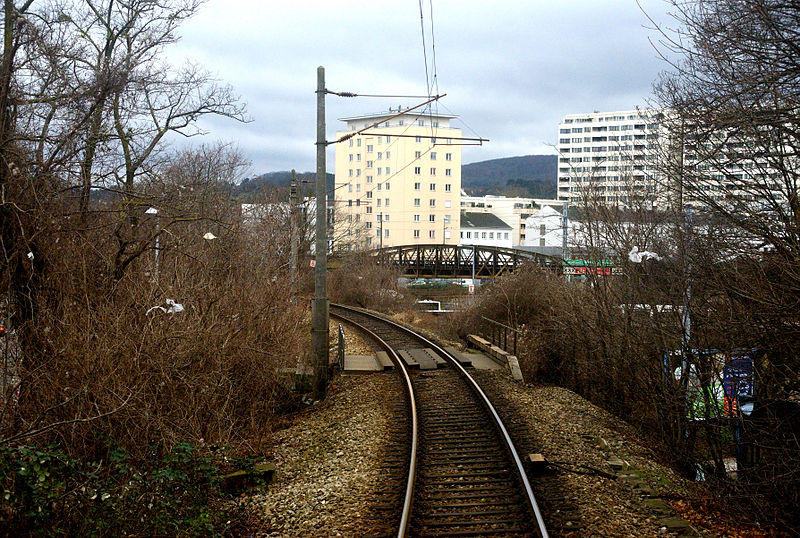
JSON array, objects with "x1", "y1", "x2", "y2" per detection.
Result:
[
  {"x1": 461, "y1": 155, "x2": 557, "y2": 198},
  {"x1": 236, "y1": 171, "x2": 334, "y2": 202},
  {"x1": 238, "y1": 154, "x2": 558, "y2": 202}
]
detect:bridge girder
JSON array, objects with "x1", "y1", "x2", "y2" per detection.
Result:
[{"x1": 376, "y1": 244, "x2": 561, "y2": 279}]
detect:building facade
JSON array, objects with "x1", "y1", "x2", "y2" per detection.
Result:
[
  {"x1": 460, "y1": 194, "x2": 564, "y2": 245},
  {"x1": 333, "y1": 109, "x2": 462, "y2": 250},
  {"x1": 459, "y1": 211, "x2": 513, "y2": 248},
  {"x1": 556, "y1": 109, "x2": 665, "y2": 206}
]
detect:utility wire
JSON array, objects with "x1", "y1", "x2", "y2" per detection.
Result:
[
  {"x1": 419, "y1": 0, "x2": 431, "y2": 99},
  {"x1": 325, "y1": 90, "x2": 433, "y2": 99}
]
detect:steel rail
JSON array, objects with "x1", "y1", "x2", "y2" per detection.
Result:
[
  {"x1": 330, "y1": 307, "x2": 418, "y2": 538},
  {"x1": 332, "y1": 303, "x2": 549, "y2": 538}
]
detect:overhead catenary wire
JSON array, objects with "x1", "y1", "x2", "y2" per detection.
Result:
[{"x1": 325, "y1": 90, "x2": 434, "y2": 99}]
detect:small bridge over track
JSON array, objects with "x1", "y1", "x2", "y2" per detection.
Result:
[{"x1": 376, "y1": 244, "x2": 561, "y2": 279}]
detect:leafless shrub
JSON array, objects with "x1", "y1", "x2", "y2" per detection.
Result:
[{"x1": 329, "y1": 252, "x2": 412, "y2": 312}]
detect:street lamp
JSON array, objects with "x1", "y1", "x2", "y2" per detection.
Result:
[{"x1": 146, "y1": 207, "x2": 159, "y2": 282}]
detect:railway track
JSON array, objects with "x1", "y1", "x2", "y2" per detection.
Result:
[{"x1": 331, "y1": 304, "x2": 549, "y2": 538}]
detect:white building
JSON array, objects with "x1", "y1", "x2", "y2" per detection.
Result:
[
  {"x1": 556, "y1": 109, "x2": 665, "y2": 207},
  {"x1": 459, "y1": 211, "x2": 513, "y2": 248},
  {"x1": 520, "y1": 205, "x2": 566, "y2": 248},
  {"x1": 460, "y1": 194, "x2": 565, "y2": 246}
]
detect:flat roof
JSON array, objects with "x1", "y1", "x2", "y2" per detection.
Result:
[{"x1": 340, "y1": 108, "x2": 457, "y2": 122}]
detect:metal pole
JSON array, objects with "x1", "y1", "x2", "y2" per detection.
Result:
[
  {"x1": 290, "y1": 169, "x2": 299, "y2": 294},
  {"x1": 312, "y1": 66, "x2": 329, "y2": 400},
  {"x1": 154, "y1": 217, "x2": 160, "y2": 282}
]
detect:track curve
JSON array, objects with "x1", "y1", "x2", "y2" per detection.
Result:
[{"x1": 331, "y1": 304, "x2": 548, "y2": 538}]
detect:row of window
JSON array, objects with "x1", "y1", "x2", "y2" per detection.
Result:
[
  {"x1": 413, "y1": 167, "x2": 452, "y2": 176},
  {"x1": 349, "y1": 167, "x2": 390, "y2": 177},
  {"x1": 460, "y1": 231, "x2": 510, "y2": 240},
  {"x1": 346, "y1": 198, "x2": 453, "y2": 208},
  {"x1": 349, "y1": 136, "x2": 391, "y2": 147}
]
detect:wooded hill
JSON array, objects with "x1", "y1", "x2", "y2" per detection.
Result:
[{"x1": 240, "y1": 154, "x2": 558, "y2": 201}]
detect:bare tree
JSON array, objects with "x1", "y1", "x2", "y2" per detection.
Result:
[{"x1": 649, "y1": 0, "x2": 800, "y2": 520}]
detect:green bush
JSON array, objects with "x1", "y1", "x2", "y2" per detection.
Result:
[{"x1": 0, "y1": 441, "x2": 234, "y2": 537}]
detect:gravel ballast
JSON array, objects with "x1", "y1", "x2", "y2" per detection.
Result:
[{"x1": 244, "y1": 324, "x2": 760, "y2": 536}]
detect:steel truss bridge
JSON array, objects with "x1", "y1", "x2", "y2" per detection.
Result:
[{"x1": 376, "y1": 244, "x2": 562, "y2": 279}]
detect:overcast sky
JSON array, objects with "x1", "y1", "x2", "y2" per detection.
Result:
[{"x1": 170, "y1": 0, "x2": 675, "y2": 177}]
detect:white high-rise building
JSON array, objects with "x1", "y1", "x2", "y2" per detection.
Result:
[{"x1": 556, "y1": 109, "x2": 666, "y2": 206}]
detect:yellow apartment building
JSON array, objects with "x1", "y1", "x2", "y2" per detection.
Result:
[{"x1": 333, "y1": 108, "x2": 462, "y2": 250}]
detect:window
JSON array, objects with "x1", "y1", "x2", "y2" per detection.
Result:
[
  {"x1": 418, "y1": 119, "x2": 424, "y2": 126},
  {"x1": 430, "y1": 168, "x2": 436, "y2": 175},
  {"x1": 466, "y1": 231, "x2": 471, "y2": 239},
  {"x1": 414, "y1": 167, "x2": 421, "y2": 175},
  {"x1": 430, "y1": 183, "x2": 436, "y2": 191},
  {"x1": 414, "y1": 198, "x2": 421, "y2": 206},
  {"x1": 366, "y1": 222, "x2": 372, "y2": 229},
  {"x1": 377, "y1": 152, "x2": 382, "y2": 160},
  {"x1": 377, "y1": 183, "x2": 381, "y2": 191},
  {"x1": 504, "y1": 233, "x2": 509, "y2": 239},
  {"x1": 377, "y1": 199, "x2": 381, "y2": 207},
  {"x1": 429, "y1": 199, "x2": 436, "y2": 207},
  {"x1": 385, "y1": 167, "x2": 390, "y2": 174},
  {"x1": 445, "y1": 153, "x2": 452, "y2": 161},
  {"x1": 429, "y1": 215, "x2": 435, "y2": 222},
  {"x1": 415, "y1": 151, "x2": 422, "y2": 159},
  {"x1": 357, "y1": 138, "x2": 361, "y2": 147},
  {"x1": 444, "y1": 214, "x2": 450, "y2": 223},
  {"x1": 349, "y1": 154, "x2": 353, "y2": 162},
  {"x1": 414, "y1": 182, "x2": 421, "y2": 190},
  {"x1": 348, "y1": 184, "x2": 352, "y2": 192},
  {"x1": 540, "y1": 224, "x2": 546, "y2": 236},
  {"x1": 349, "y1": 139, "x2": 353, "y2": 147},
  {"x1": 385, "y1": 198, "x2": 389, "y2": 206},
  {"x1": 445, "y1": 168, "x2": 451, "y2": 176},
  {"x1": 356, "y1": 184, "x2": 360, "y2": 192},
  {"x1": 366, "y1": 206, "x2": 372, "y2": 214},
  {"x1": 482, "y1": 232, "x2": 487, "y2": 239},
  {"x1": 384, "y1": 229, "x2": 389, "y2": 238},
  {"x1": 348, "y1": 169, "x2": 353, "y2": 177},
  {"x1": 385, "y1": 182, "x2": 389, "y2": 190},
  {"x1": 356, "y1": 169, "x2": 360, "y2": 177},
  {"x1": 415, "y1": 136, "x2": 421, "y2": 143},
  {"x1": 366, "y1": 145, "x2": 373, "y2": 152},
  {"x1": 489, "y1": 232, "x2": 494, "y2": 239},
  {"x1": 384, "y1": 214, "x2": 389, "y2": 222},
  {"x1": 366, "y1": 175, "x2": 373, "y2": 184},
  {"x1": 356, "y1": 154, "x2": 361, "y2": 161},
  {"x1": 386, "y1": 151, "x2": 390, "y2": 158},
  {"x1": 366, "y1": 191, "x2": 372, "y2": 199},
  {"x1": 377, "y1": 168, "x2": 381, "y2": 176},
  {"x1": 385, "y1": 136, "x2": 391, "y2": 143},
  {"x1": 367, "y1": 160, "x2": 373, "y2": 168},
  {"x1": 414, "y1": 214, "x2": 420, "y2": 222},
  {"x1": 445, "y1": 183, "x2": 451, "y2": 192},
  {"x1": 414, "y1": 230, "x2": 420, "y2": 238},
  {"x1": 444, "y1": 200, "x2": 451, "y2": 208},
  {"x1": 430, "y1": 152, "x2": 437, "y2": 160},
  {"x1": 429, "y1": 230, "x2": 435, "y2": 239}
]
